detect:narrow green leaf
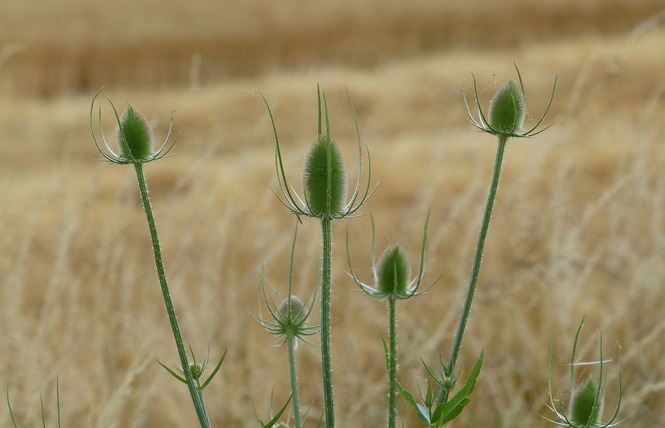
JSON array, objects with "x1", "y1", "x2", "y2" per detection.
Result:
[
  {"x1": 381, "y1": 335, "x2": 390, "y2": 371},
  {"x1": 157, "y1": 359, "x2": 187, "y2": 384},
  {"x1": 416, "y1": 403, "x2": 431, "y2": 424},
  {"x1": 422, "y1": 359, "x2": 445, "y2": 390},
  {"x1": 200, "y1": 349, "x2": 227, "y2": 390},
  {"x1": 262, "y1": 395, "x2": 292, "y2": 428},
  {"x1": 397, "y1": 382, "x2": 430, "y2": 425}
]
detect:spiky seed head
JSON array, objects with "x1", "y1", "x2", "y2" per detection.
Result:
[
  {"x1": 303, "y1": 135, "x2": 347, "y2": 218},
  {"x1": 116, "y1": 104, "x2": 154, "y2": 161},
  {"x1": 376, "y1": 245, "x2": 411, "y2": 297},
  {"x1": 569, "y1": 378, "x2": 605, "y2": 426},
  {"x1": 488, "y1": 79, "x2": 526, "y2": 134},
  {"x1": 278, "y1": 295, "x2": 304, "y2": 318}
]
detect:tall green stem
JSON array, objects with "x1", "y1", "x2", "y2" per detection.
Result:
[
  {"x1": 320, "y1": 216, "x2": 335, "y2": 427},
  {"x1": 287, "y1": 334, "x2": 302, "y2": 428},
  {"x1": 133, "y1": 163, "x2": 211, "y2": 428},
  {"x1": 446, "y1": 136, "x2": 508, "y2": 380},
  {"x1": 388, "y1": 296, "x2": 398, "y2": 428}
]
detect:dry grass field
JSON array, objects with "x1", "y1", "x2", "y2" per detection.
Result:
[{"x1": 2, "y1": 0, "x2": 665, "y2": 426}]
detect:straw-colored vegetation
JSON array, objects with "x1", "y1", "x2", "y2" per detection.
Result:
[{"x1": 1, "y1": 1, "x2": 664, "y2": 426}]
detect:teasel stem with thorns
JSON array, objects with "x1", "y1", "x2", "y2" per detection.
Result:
[
  {"x1": 90, "y1": 90, "x2": 213, "y2": 428},
  {"x1": 347, "y1": 213, "x2": 433, "y2": 428},
  {"x1": 251, "y1": 221, "x2": 319, "y2": 428},
  {"x1": 443, "y1": 65, "x2": 557, "y2": 403},
  {"x1": 263, "y1": 85, "x2": 374, "y2": 427}
]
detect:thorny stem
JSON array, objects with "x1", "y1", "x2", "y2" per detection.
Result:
[
  {"x1": 320, "y1": 216, "x2": 335, "y2": 427},
  {"x1": 133, "y1": 163, "x2": 211, "y2": 428},
  {"x1": 445, "y1": 135, "x2": 508, "y2": 393},
  {"x1": 388, "y1": 296, "x2": 398, "y2": 428},
  {"x1": 287, "y1": 334, "x2": 302, "y2": 428}
]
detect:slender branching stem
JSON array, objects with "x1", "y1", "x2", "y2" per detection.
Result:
[
  {"x1": 320, "y1": 215, "x2": 335, "y2": 427},
  {"x1": 388, "y1": 296, "x2": 398, "y2": 428},
  {"x1": 287, "y1": 334, "x2": 302, "y2": 428},
  {"x1": 133, "y1": 163, "x2": 211, "y2": 428},
  {"x1": 446, "y1": 135, "x2": 508, "y2": 383}
]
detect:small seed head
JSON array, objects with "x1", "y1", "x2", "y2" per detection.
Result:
[
  {"x1": 278, "y1": 295, "x2": 304, "y2": 318},
  {"x1": 116, "y1": 104, "x2": 154, "y2": 161},
  {"x1": 488, "y1": 79, "x2": 526, "y2": 134},
  {"x1": 376, "y1": 245, "x2": 411, "y2": 297},
  {"x1": 303, "y1": 135, "x2": 347, "y2": 217},
  {"x1": 569, "y1": 378, "x2": 605, "y2": 426}
]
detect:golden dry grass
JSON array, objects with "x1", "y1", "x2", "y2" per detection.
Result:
[{"x1": 2, "y1": 1, "x2": 665, "y2": 427}]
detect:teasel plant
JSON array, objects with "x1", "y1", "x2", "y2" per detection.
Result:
[
  {"x1": 394, "y1": 65, "x2": 557, "y2": 426},
  {"x1": 89, "y1": 90, "x2": 224, "y2": 428},
  {"x1": 251, "y1": 221, "x2": 319, "y2": 428},
  {"x1": 262, "y1": 85, "x2": 375, "y2": 427},
  {"x1": 441, "y1": 64, "x2": 558, "y2": 398},
  {"x1": 545, "y1": 319, "x2": 624, "y2": 427},
  {"x1": 346, "y1": 213, "x2": 434, "y2": 428}
]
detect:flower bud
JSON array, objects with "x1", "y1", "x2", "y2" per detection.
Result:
[
  {"x1": 188, "y1": 362, "x2": 204, "y2": 381},
  {"x1": 569, "y1": 378, "x2": 605, "y2": 426},
  {"x1": 376, "y1": 245, "x2": 411, "y2": 297},
  {"x1": 116, "y1": 104, "x2": 154, "y2": 161},
  {"x1": 303, "y1": 135, "x2": 347, "y2": 218},
  {"x1": 488, "y1": 79, "x2": 526, "y2": 134}
]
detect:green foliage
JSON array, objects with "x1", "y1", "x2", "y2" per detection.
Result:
[
  {"x1": 398, "y1": 352, "x2": 483, "y2": 426},
  {"x1": 254, "y1": 394, "x2": 293, "y2": 428},
  {"x1": 158, "y1": 345, "x2": 227, "y2": 393}
]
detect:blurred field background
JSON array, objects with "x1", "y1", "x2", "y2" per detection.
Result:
[{"x1": 2, "y1": 0, "x2": 665, "y2": 426}]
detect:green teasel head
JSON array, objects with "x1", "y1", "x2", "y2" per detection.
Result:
[
  {"x1": 545, "y1": 318, "x2": 624, "y2": 427},
  {"x1": 376, "y1": 245, "x2": 411, "y2": 297},
  {"x1": 347, "y1": 213, "x2": 435, "y2": 301},
  {"x1": 116, "y1": 103, "x2": 154, "y2": 161},
  {"x1": 303, "y1": 134, "x2": 347, "y2": 218},
  {"x1": 252, "y1": 222, "x2": 320, "y2": 346},
  {"x1": 90, "y1": 89, "x2": 177, "y2": 165},
  {"x1": 487, "y1": 79, "x2": 526, "y2": 135},
  {"x1": 264, "y1": 84, "x2": 374, "y2": 221},
  {"x1": 569, "y1": 378, "x2": 605, "y2": 426},
  {"x1": 464, "y1": 64, "x2": 557, "y2": 140}
]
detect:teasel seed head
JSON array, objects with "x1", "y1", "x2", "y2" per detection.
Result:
[
  {"x1": 303, "y1": 135, "x2": 347, "y2": 218},
  {"x1": 488, "y1": 79, "x2": 526, "y2": 135},
  {"x1": 116, "y1": 103, "x2": 154, "y2": 162},
  {"x1": 569, "y1": 378, "x2": 605, "y2": 426},
  {"x1": 376, "y1": 245, "x2": 411, "y2": 298}
]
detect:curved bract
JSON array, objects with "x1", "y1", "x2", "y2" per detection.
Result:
[
  {"x1": 463, "y1": 64, "x2": 557, "y2": 140},
  {"x1": 264, "y1": 85, "x2": 374, "y2": 220},
  {"x1": 90, "y1": 89, "x2": 178, "y2": 165}
]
